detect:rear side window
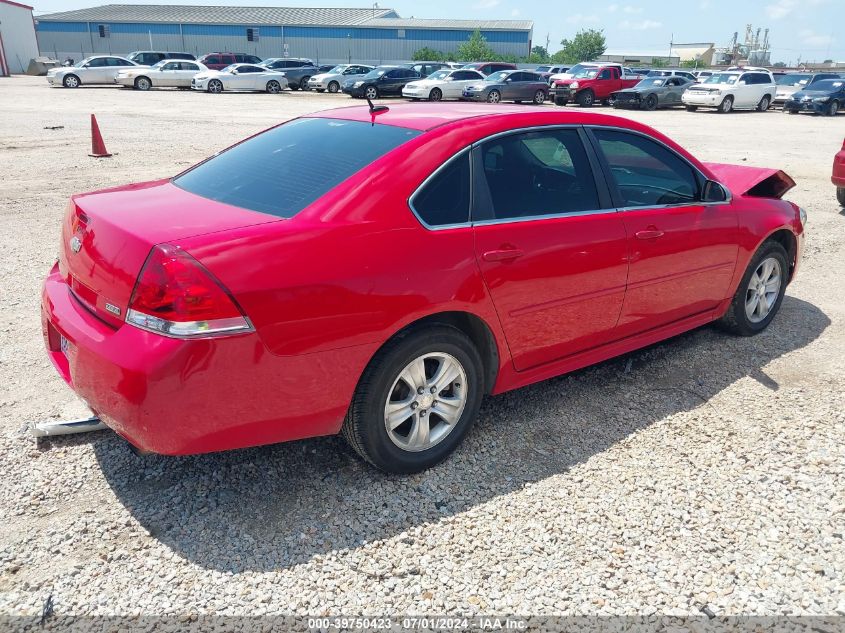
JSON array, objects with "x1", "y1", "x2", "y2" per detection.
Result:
[
  {"x1": 411, "y1": 152, "x2": 471, "y2": 227},
  {"x1": 478, "y1": 129, "x2": 601, "y2": 221},
  {"x1": 205, "y1": 55, "x2": 220, "y2": 65},
  {"x1": 593, "y1": 129, "x2": 699, "y2": 207},
  {"x1": 174, "y1": 118, "x2": 421, "y2": 218}
]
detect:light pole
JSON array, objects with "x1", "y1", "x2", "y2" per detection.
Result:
[{"x1": 347, "y1": 33, "x2": 351, "y2": 63}]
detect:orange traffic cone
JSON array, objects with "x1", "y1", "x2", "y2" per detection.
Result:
[{"x1": 88, "y1": 114, "x2": 112, "y2": 158}]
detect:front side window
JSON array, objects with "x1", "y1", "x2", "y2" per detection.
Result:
[
  {"x1": 174, "y1": 118, "x2": 421, "y2": 219},
  {"x1": 86, "y1": 58, "x2": 107, "y2": 67},
  {"x1": 478, "y1": 129, "x2": 601, "y2": 221},
  {"x1": 161, "y1": 62, "x2": 179, "y2": 71},
  {"x1": 412, "y1": 153, "x2": 471, "y2": 227},
  {"x1": 593, "y1": 129, "x2": 699, "y2": 207}
]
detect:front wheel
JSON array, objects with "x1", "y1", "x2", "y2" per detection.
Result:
[
  {"x1": 644, "y1": 94, "x2": 658, "y2": 111},
  {"x1": 134, "y1": 76, "x2": 152, "y2": 91},
  {"x1": 718, "y1": 241, "x2": 788, "y2": 336},
  {"x1": 207, "y1": 79, "x2": 223, "y2": 93},
  {"x1": 62, "y1": 74, "x2": 80, "y2": 88},
  {"x1": 342, "y1": 326, "x2": 484, "y2": 473},
  {"x1": 364, "y1": 85, "x2": 379, "y2": 100},
  {"x1": 718, "y1": 95, "x2": 734, "y2": 113},
  {"x1": 827, "y1": 100, "x2": 840, "y2": 117},
  {"x1": 487, "y1": 89, "x2": 501, "y2": 103},
  {"x1": 685, "y1": 105, "x2": 698, "y2": 112},
  {"x1": 533, "y1": 89, "x2": 546, "y2": 105},
  {"x1": 428, "y1": 87, "x2": 442, "y2": 101},
  {"x1": 328, "y1": 81, "x2": 340, "y2": 93},
  {"x1": 575, "y1": 89, "x2": 595, "y2": 107}
]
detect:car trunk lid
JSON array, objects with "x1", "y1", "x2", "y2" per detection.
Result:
[
  {"x1": 58, "y1": 179, "x2": 279, "y2": 328},
  {"x1": 704, "y1": 162, "x2": 796, "y2": 199}
]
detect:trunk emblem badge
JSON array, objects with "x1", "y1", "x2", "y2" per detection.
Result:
[
  {"x1": 70, "y1": 236, "x2": 82, "y2": 253},
  {"x1": 105, "y1": 303, "x2": 121, "y2": 316}
]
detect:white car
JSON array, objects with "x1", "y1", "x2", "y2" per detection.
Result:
[
  {"x1": 307, "y1": 64, "x2": 374, "y2": 93},
  {"x1": 402, "y1": 68, "x2": 486, "y2": 101},
  {"x1": 46, "y1": 55, "x2": 139, "y2": 88},
  {"x1": 191, "y1": 64, "x2": 288, "y2": 93},
  {"x1": 682, "y1": 70, "x2": 776, "y2": 113},
  {"x1": 115, "y1": 60, "x2": 209, "y2": 90}
]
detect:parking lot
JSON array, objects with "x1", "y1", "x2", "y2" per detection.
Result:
[{"x1": 1, "y1": 75, "x2": 844, "y2": 620}]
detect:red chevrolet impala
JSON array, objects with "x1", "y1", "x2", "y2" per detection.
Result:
[{"x1": 42, "y1": 104, "x2": 805, "y2": 473}]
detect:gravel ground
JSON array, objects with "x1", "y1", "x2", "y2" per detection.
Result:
[{"x1": 1, "y1": 76, "x2": 844, "y2": 624}]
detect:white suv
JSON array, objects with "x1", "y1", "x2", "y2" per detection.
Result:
[{"x1": 682, "y1": 70, "x2": 776, "y2": 113}]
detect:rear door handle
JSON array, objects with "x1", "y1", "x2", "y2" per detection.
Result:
[
  {"x1": 635, "y1": 229, "x2": 664, "y2": 240},
  {"x1": 482, "y1": 248, "x2": 524, "y2": 262}
]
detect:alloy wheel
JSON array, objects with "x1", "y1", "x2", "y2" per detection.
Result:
[
  {"x1": 745, "y1": 257, "x2": 782, "y2": 323},
  {"x1": 383, "y1": 353, "x2": 468, "y2": 453},
  {"x1": 328, "y1": 81, "x2": 339, "y2": 93},
  {"x1": 429, "y1": 88, "x2": 442, "y2": 101},
  {"x1": 136, "y1": 77, "x2": 151, "y2": 91},
  {"x1": 365, "y1": 86, "x2": 378, "y2": 99},
  {"x1": 534, "y1": 90, "x2": 546, "y2": 104},
  {"x1": 487, "y1": 90, "x2": 501, "y2": 103},
  {"x1": 208, "y1": 80, "x2": 222, "y2": 93},
  {"x1": 266, "y1": 80, "x2": 281, "y2": 94},
  {"x1": 63, "y1": 75, "x2": 79, "y2": 88}
]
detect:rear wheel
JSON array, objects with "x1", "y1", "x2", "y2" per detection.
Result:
[
  {"x1": 827, "y1": 100, "x2": 840, "y2": 117},
  {"x1": 576, "y1": 89, "x2": 595, "y2": 107},
  {"x1": 644, "y1": 93, "x2": 658, "y2": 110},
  {"x1": 718, "y1": 241, "x2": 788, "y2": 336},
  {"x1": 364, "y1": 85, "x2": 379, "y2": 100},
  {"x1": 134, "y1": 76, "x2": 152, "y2": 91},
  {"x1": 718, "y1": 95, "x2": 734, "y2": 113},
  {"x1": 756, "y1": 95, "x2": 770, "y2": 112},
  {"x1": 487, "y1": 89, "x2": 501, "y2": 103},
  {"x1": 428, "y1": 87, "x2": 442, "y2": 101},
  {"x1": 299, "y1": 76, "x2": 311, "y2": 90},
  {"x1": 265, "y1": 80, "x2": 282, "y2": 94},
  {"x1": 328, "y1": 81, "x2": 340, "y2": 93},
  {"x1": 207, "y1": 79, "x2": 223, "y2": 93},
  {"x1": 342, "y1": 326, "x2": 484, "y2": 473},
  {"x1": 62, "y1": 74, "x2": 80, "y2": 88},
  {"x1": 533, "y1": 89, "x2": 546, "y2": 105}
]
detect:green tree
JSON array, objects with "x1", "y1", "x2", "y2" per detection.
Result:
[
  {"x1": 650, "y1": 57, "x2": 668, "y2": 68},
  {"x1": 551, "y1": 29, "x2": 606, "y2": 65},
  {"x1": 456, "y1": 29, "x2": 498, "y2": 61},
  {"x1": 679, "y1": 59, "x2": 698, "y2": 68},
  {"x1": 772, "y1": 61, "x2": 787, "y2": 68},
  {"x1": 412, "y1": 47, "x2": 444, "y2": 61},
  {"x1": 531, "y1": 45, "x2": 549, "y2": 61},
  {"x1": 527, "y1": 52, "x2": 547, "y2": 64}
]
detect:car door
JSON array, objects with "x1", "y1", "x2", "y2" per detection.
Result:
[
  {"x1": 156, "y1": 61, "x2": 179, "y2": 86},
  {"x1": 81, "y1": 57, "x2": 109, "y2": 83},
  {"x1": 588, "y1": 127, "x2": 737, "y2": 335},
  {"x1": 664, "y1": 77, "x2": 684, "y2": 104},
  {"x1": 500, "y1": 72, "x2": 522, "y2": 100},
  {"x1": 471, "y1": 127, "x2": 629, "y2": 371}
]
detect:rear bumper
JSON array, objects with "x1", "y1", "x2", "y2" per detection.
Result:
[
  {"x1": 41, "y1": 264, "x2": 373, "y2": 455},
  {"x1": 833, "y1": 151, "x2": 845, "y2": 187}
]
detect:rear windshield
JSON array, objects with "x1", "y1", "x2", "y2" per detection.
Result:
[{"x1": 173, "y1": 117, "x2": 421, "y2": 218}]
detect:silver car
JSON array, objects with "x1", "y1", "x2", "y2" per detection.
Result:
[
  {"x1": 307, "y1": 64, "x2": 374, "y2": 93},
  {"x1": 46, "y1": 55, "x2": 139, "y2": 88}
]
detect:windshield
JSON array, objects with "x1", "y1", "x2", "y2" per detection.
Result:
[
  {"x1": 776, "y1": 74, "x2": 812, "y2": 86},
  {"x1": 363, "y1": 68, "x2": 388, "y2": 79},
  {"x1": 427, "y1": 70, "x2": 450, "y2": 80},
  {"x1": 704, "y1": 73, "x2": 740, "y2": 85},
  {"x1": 220, "y1": 64, "x2": 238, "y2": 73},
  {"x1": 572, "y1": 68, "x2": 600, "y2": 79},
  {"x1": 636, "y1": 78, "x2": 666, "y2": 88},
  {"x1": 79, "y1": 56, "x2": 96, "y2": 66},
  {"x1": 485, "y1": 71, "x2": 509, "y2": 82},
  {"x1": 806, "y1": 79, "x2": 843, "y2": 91},
  {"x1": 174, "y1": 118, "x2": 421, "y2": 219},
  {"x1": 535, "y1": 65, "x2": 552, "y2": 72},
  {"x1": 327, "y1": 65, "x2": 348, "y2": 74}
]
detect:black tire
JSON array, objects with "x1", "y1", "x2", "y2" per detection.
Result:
[
  {"x1": 207, "y1": 79, "x2": 223, "y2": 94},
  {"x1": 644, "y1": 94, "x2": 658, "y2": 111},
  {"x1": 533, "y1": 89, "x2": 546, "y2": 105},
  {"x1": 576, "y1": 89, "x2": 595, "y2": 107},
  {"x1": 328, "y1": 81, "x2": 340, "y2": 93},
  {"x1": 364, "y1": 85, "x2": 379, "y2": 100},
  {"x1": 342, "y1": 325, "x2": 484, "y2": 474},
  {"x1": 428, "y1": 87, "x2": 442, "y2": 101},
  {"x1": 487, "y1": 89, "x2": 501, "y2": 103},
  {"x1": 718, "y1": 95, "x2": 734, "y2": 113},
  {"x1": 62, "y1": 74, "x2": 80, "y2": 88},
  {"x1": 757, "y1": 95, "x2": 771, "y2": 112},
  {"x1": 265, "y1": 80, "x2": 282, "y2": 94},
  {"x1": 299, "y1": 76, "x2": 311, "y2": 89},
  {"x1": 787, "y1": 109, "x2": 799, "y2": 115},
  {"x1": 827, "y1": 100, "x2": 840, "y2": 117},
  {"x1": 134, "y1": 76, "x2": 152, "y2": 91},
  {"x1": 718, "y1": 241, "x2": 789, "y2": 336},
  {"x1": 838, "y1": 187, "x2": 845, "y2": 206},
  {"x1": 554, "y1": 96, "x2": 568, "y2": 106},
  {"x1": 685, "y1": 105, "x2": 698, "y2": 112}
]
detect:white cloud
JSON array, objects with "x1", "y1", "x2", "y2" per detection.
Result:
[
  {"x1": 623, "y1": 5, "x2": 643, "y2": 13},
  {"x1": 566, "y1": 12, "x2": 600, "y2": 24},
  {"x1": 619, "y1": 19, "x2": 662, "y2": 30},
  {"x1": 607, "y1": 4, "x2": 619, "y2": 12},
  {"x1": 511, "y1": 8, "x2": 521, "y2": 16},
  {"x1": 699, "y1": 0, "x2": 711, "y2": 7},
  {"x1": 473, "y1": 0, "x2": 500, "y2": 8},
  {"x1": 765, "y1": 0, "x2": 795, "y2": 19},
  {"x1": 799, "y1": 28, "x2": 834, "y2": 48}
]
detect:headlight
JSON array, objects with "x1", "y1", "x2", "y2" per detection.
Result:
[
  {"x1": 799, "y1": 207, "x2": 807, "y2": 226},
  {"x1": 813, "y1": 97, "x2": 829, "y2": 103},
  {"x1": 570, "y1": 82, "x2": 579, "y2": 89},
  {"x1": 353, "y1": 81, "x2": 364, "y2": 87}
]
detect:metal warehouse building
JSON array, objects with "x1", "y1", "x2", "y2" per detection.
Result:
[
  {"x1": 34, "y1": 4, "x2": 533, "y2": 64},
  {"x1": 0, "y1": 0, "x2": 39, "y2": 74}
]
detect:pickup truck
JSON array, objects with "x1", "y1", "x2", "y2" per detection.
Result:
[{"x1": 550, "y1": 65, "x2": 641, "y2": 107}]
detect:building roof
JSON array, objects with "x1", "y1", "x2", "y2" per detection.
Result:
[
  {"x1": 366, "y1": 17, "x2": 533, "y2": 31},
  {"x1": 36, "y1": 4, "x2": 399, "y2": 26},
  {"x1": 0, "y1": 0, "x2": 35, "y2": 10}
]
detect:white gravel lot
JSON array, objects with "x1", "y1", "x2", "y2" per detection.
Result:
[{"x1": 1, "y1": 76, "x2": 844, "y2": 625}]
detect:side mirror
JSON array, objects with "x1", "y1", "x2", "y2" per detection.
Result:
[{"x1": 702, "y1": 180, "x2": 728, "y2": 203}]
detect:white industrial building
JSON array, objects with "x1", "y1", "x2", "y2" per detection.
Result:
[{"x1": 0, "y1": 0, "x2": 38, "y2": 74}]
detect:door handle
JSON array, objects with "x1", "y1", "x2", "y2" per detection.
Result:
[
  {"x1": 635, "y1": 229, "x2": 664, "y2": 240},
  {"x1": 482, "y1": 248, "x2": 524, "y2": 262}
]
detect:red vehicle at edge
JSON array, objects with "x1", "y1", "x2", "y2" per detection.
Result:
[
  {"x1": 42, "y1": 104, "x2": 805, "y2": 473},
  {"x1": 834, "y1": 137, "x2": 845, "y2": 206},
  {"x1": 551, "y1": 64, "x2": 640, "y2": 107}
]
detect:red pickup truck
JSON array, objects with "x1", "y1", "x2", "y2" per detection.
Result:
[{"x1": 551, "y1": 64, "x2": 641, "y2": 107}]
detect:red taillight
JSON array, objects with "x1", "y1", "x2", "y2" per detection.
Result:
[{"x1": 127, "y1": 244, "x2": 251, "y2": 337}]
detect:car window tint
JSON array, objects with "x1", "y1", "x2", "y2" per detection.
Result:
[
  {"x1": 206, "y1": 56, "x2": 220, "y2": 65},
  {"x1": 593, "y1": 129, "x2": 698, "y2": 207},
  {"x1": 479, "y1": 129, "x2": 601, "y2": 220},
  {"x1": 412, "y1": 152, "x2": 471, "y2": 227},
  {"x1": 174, "y1": 118, "x2": 421, "y2": 219},
  {"x1": 598, "y1": 69, "x2": 611, "y2": 79},
  {"x1": 87, "y1": 58, "x2": 107, "y2": 67}
]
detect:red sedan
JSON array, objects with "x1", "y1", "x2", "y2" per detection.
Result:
[{"x1": 42, "y1": 104, "x2": 806, "y2": 473}]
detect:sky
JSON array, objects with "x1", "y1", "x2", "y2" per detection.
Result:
[{"x1": 29, "y1": 0, "x2": 845, "y2": 64}]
